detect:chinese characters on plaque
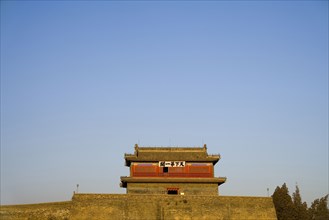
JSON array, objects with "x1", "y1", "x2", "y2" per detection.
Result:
[{"x1": 158, "y1": 161, "x2": 185, "y2": 167}]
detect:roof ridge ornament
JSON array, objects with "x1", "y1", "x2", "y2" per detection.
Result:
[{"x1": 134, "y1": 144, "x2": 139, "y2": 156}]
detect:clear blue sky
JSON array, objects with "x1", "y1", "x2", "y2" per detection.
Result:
[{"x1": 1, "y1": 1, "x2": 328, "y2": 206}]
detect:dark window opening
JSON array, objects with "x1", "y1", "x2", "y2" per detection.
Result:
[
  {"x1": 167, "y1": 189, "x2": 178, "y2": 195},
  {"x1": 163, "y1": 167, "x2": 168, "y2": 173}
]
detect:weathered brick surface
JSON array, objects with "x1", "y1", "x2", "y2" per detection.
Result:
[
  {"x1": 0, "y1": 201, "x2": 71, "y2": 220},
  {"x1": 1, "y1": 194, "x2": 277, "y2": 220},
  {"x1": 127, "y1": 183, "x2": 218, "y2": 195}
]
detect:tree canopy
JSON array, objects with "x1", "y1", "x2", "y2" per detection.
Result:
[{"x1": 272, "y1": 183, "x2": 328, "y2": 220}]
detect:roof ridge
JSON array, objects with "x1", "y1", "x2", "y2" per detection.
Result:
[{"x1": 138, "y1": 146, "x2": 203, "y2": 148}]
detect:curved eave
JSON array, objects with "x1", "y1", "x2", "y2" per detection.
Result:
[{"x1": 120, "y1": 176, "x2": 226, "y2": 188}]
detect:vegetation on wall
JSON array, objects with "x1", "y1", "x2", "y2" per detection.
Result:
[{"x1": 272, "y1": 183, "x2": 329, "y2": 220}]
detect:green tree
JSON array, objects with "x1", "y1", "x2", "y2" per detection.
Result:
[
  {"x1": 292, "y1": 185, "x2": 308, "y2": 220},
  {"x1": 272, "y1": 183, "x2": 329, "y2": 220},
  {"x1": 308, "y1": 195, "x2": 329, "y2": 220},
  {"x1": 272, "y1": 183, "x2": 296, "y2": 220}
]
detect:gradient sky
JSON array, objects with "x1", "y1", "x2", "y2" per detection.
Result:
[{"x1": 1, "y1": 1, "x2": 328, "y2": 206}]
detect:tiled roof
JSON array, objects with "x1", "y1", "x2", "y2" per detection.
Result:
[
  {"x1": 124, "y1": 144, "x2": 220, "y2": 166},
  {"x1": 120, "y1": 176, "x2": 227, "y2": 188}
]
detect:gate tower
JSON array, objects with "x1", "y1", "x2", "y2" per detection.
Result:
[{"x1": 120, "y1": 144, "x2": 226, "y2": 195}]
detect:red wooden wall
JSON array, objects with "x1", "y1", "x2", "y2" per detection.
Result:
[{"x1": 131, "y1": 163, "x2": 213, "y2": 178}]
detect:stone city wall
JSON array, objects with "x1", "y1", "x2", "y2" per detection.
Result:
[
  {"x1": 1, "y1": 194, "x2": 277, "y2": 220},
  {"x1": 126, "y1": 183, "x2": 218, "y2": 195},
  {"x1": 0, "y1": 201, "x2": 71, "y2": 220}
]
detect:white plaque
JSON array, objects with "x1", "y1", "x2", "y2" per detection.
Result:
[{"x1": 158, "y1": 161, "x2": 185, "y2": 167}]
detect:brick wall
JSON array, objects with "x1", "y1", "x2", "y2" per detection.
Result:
[
  {"x1": 0, "y1": 201, "x2": 71, "y2": 220},
  {"x1": 1, "y1": 194, "x2": 277, "y2": 220},
  {"x1": 127, "y1": 183, "x2": 218, "y2": 195}
]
